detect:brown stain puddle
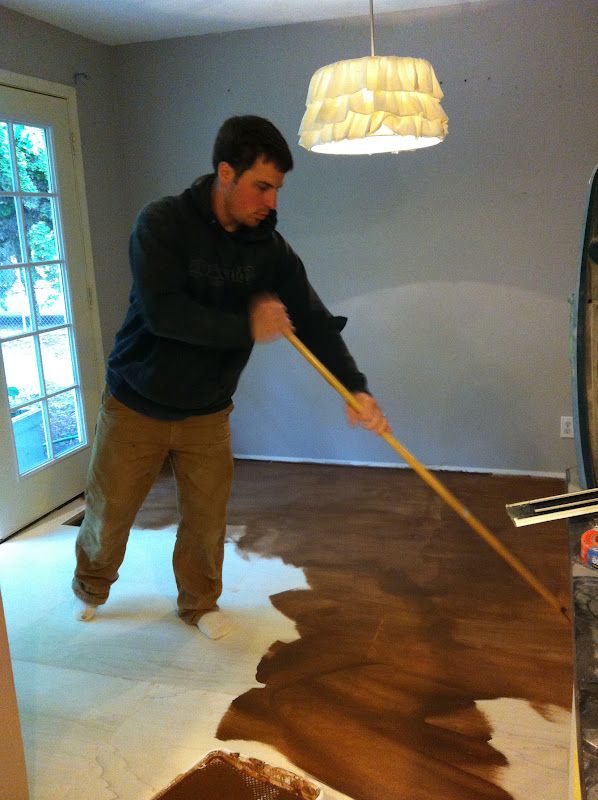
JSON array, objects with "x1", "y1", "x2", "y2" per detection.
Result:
[{"x1": 214, "y1": 463, "x2": 572, "y2": 800}]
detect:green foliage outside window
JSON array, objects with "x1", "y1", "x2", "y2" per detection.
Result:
[{"x1": 0, "y1": 123, "x2": 60, "y2": 312}]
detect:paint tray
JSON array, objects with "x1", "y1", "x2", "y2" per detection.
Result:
[{"x1": 150, "y1": 749, "x2": 322, "y2": 800}]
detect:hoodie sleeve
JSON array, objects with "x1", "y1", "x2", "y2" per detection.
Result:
[
  {"x1": 129, "y1": 200, "x2": 253, "y2": 349},
  {"x1": 275, "y1": 237, "x2": 369, "y2": 394}
]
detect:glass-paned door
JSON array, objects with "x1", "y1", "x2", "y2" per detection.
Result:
[
  {"x1": 1, "y1": 120, "x2": 86, "y2": 473},
  {"x1": 0, "y1": 77, "x2": 102, "y2": 540}
]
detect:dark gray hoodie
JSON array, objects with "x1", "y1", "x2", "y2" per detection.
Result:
[{"x1": 107, "y1": 174, "x2": 367, "y2": 419}]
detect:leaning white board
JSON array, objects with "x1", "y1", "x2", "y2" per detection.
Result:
[{"x1": 506, "y1": 487, "x2": 598, "y2": 526}]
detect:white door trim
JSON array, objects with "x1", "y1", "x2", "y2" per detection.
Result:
[{"x1": 0, "y1": 69, "x2": 105, "y2": 537}]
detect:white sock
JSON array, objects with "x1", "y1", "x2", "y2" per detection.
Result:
[
  {"x1": 74, "y1": 598, "x2": 97, "y2": 622},
  {"x1": 196, "y1": 610, "x2": 232, "y2": 640}
]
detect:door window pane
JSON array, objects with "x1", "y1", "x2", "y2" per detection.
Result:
[
  {"x1": 0, "y1": 197, "x2": 23, "y2": 265},
  {"x1": 33, "y1": 264, "x2": 66, "y2": 328},
  {"x1": 0, "y1": 122, "x2": 13, "y2": 191},
  {"x1": 2, "y1": 336, "x2": 42, "y2": 407},
  {"x1": 24, "y1": 196, "x2": 57, "y2": 262},
  {"x1": 0, "y1": 267, "x2": 32, "y2": 338},
  {"x1": 12, "y1": 401, "x2": 49, "y2": 472},
  {"x1": 48, "y1": 389, "x2": 83, "y2": 457},
  {"x1": 40, "y1": 329, "x2": 74, "y2": 393},
  {"x1": 14, "y1": 124, "x2": 51, "y2": 193}
]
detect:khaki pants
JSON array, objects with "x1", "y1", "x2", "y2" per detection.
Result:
[{"x1": 72, "y1": 391, "x2": 234, "y2": 625}]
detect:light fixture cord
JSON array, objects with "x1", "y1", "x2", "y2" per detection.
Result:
[{"x1": 369, "y1": 0, "x2": 376, "y2": 56}]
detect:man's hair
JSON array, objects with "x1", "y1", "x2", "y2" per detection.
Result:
[{"x1": 212, "y1": 116, "x2": 293, "y2": 176}]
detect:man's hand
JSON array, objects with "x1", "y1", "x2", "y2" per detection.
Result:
[
  {"x1": 346, "y1": 392, "x2": 391, "y2": 436},
  {"x1": 249, "y1": 294, "x2": 294, "y2": 343}
]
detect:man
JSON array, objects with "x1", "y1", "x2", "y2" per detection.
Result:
[{"x1": 72, "y1": 116, "x2": 389, "y2": 639}]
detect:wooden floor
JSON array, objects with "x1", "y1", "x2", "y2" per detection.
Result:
[{"x1": 137, "y1": 460, "x2": 573, "y2": 800}]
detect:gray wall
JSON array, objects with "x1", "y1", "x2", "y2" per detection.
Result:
[
  {"x1": 112, "y1": 0, "x2": 598, "y2": 473},
  {"x1": 0, "y1": 5, "x2": 131, "y2": 359},
  {"x1": 2, "y1": 0, "x2": 597, "y2": 474}
]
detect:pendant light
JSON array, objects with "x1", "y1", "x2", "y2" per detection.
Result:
[{"x1": 298, "y1": 0, "x2": 448, "y2": 154}]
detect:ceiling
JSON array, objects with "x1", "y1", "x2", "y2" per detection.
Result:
[{"x1": 2, "y1": 0, "x2": 487, "y2": 46}]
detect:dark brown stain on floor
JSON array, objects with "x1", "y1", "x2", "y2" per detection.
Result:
[
  {"x1": 133, "y1": 460, "x2": 572, "y2": 799},
  {"x1": 212, "y1": 461, "x2": 573, "y2": 800}
]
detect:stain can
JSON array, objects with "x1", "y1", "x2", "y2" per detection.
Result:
[{"x1": 581, "y1": 528, "x2": 598, "y2": 564}]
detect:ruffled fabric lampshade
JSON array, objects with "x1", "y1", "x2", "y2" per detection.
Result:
[{"x1": 298, "y1": 55, "x2": 448, "y2": 154}]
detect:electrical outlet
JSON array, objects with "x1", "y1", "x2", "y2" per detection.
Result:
[{"x1": 560, "y1": 416, "x2": 574, "y2": 438}]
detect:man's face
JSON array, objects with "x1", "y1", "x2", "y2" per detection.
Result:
[{"x1": 217, "y1": 156, "x2": 285, "y2": 230}]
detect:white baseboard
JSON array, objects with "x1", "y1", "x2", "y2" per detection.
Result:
[{"x1": 233, "y1": 453, "x2": 566, "y2": 480}]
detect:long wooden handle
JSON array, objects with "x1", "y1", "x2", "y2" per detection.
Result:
[{"x1": 286, "y1": 332, "x2": 570, "y2": 624}]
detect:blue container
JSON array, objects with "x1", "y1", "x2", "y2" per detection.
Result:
[{"x1": 586, "y1": 546, "x2": 598, "y2": 569}]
